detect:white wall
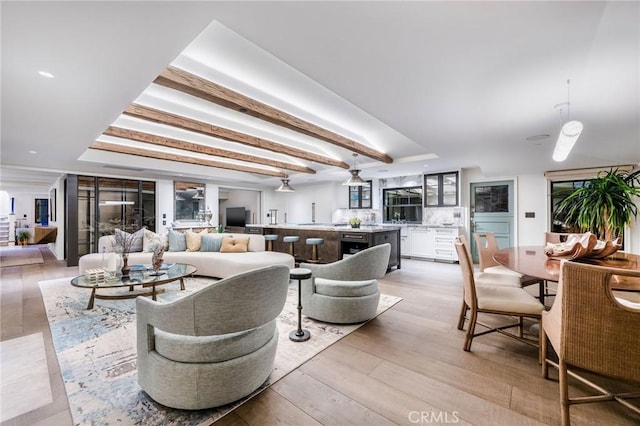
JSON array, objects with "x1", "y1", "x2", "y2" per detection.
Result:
[
  {"x1": 263, "y1": 181, "x2": 348, "y2": 225},
  {"x1": 48, "y1": 177, "x2": 65, "y2": 260},
  {"x1": 516, "y1": 174, "x2": 548, "y2": 245},
  {"x1": 220, "y1": 188, "x2": 261, "y2": 226},
  {"x1": 156, "y1": 179, "x2": 174, "y2": 233}
]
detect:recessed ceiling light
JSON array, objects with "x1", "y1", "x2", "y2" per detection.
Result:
[
  {"x1": 28, "y1": 150, "x2": 37, "y2": 154},
  {"x1": 526, "y1": 134, "x2": 550, "y2": 142},
  {"x1": 38, "y1": 71, "x2": 55, "y2": 79}
]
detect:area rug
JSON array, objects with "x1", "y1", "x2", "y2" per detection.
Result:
[
  {"x1": 39, "y1": 276, "x2": 401, "y2": 425},
  {"x1": 0, "y1": 246, "x2": 44, "y2": 267}
]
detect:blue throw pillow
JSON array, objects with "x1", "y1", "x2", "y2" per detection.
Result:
[
  {"x1": 200, "y1": 234, "x2": 224, "y2": 252},
  {"x1": 168, "y1": 229, "x2": 187, "y2": 252}
]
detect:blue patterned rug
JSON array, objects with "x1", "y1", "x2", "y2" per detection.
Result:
[{"x1": 40, "y1": 276, "x2": 401, "y2": 425}]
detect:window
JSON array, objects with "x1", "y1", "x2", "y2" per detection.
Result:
[
  {"x1": 383, "y1": 187, "x2": 423, "y2": 223},
  {"x1": 348, "y1": 181, "x2": 372, "y2": 209},
  {"x1": 473, "y1": 184, "x2": 509, "y2": 213},
  {"x1": 424, "y1": 172, "x2": 458, "y2": 207},
  {"x1": 175, "y1": 181, "x2": 205, "y2": 221},
  {"x1": 34, "y1": 199, "x2": 48, "y2": 224},
  {"x1": 550, "y1": 179, "x2": 590, "y2": 232}
]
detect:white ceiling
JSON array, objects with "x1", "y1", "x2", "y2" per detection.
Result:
[{"x1": 2, "y1": 1, "x2": 639, "y2": 194}]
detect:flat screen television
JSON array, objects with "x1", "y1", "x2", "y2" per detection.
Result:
[{"x1": 226, "y1": 207, "x2": 246, "y2": 227}]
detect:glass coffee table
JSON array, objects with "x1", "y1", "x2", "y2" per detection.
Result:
[{"x1": 71, "y1": 263, "x2": 197, "y2": 309}]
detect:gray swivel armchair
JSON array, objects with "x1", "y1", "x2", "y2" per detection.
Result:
[
  {"x1": 299, "y1": 243, "x2": 391, "y2": 324},
  {"x1": 136, "y1": 265, "x2": 290, "y2": 410}
]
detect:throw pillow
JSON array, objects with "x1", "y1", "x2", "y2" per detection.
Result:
[
  {"x1": 220, "y1": 236, "x2": 250, "y2": 253},
  {"x1": 143, "y1": 229, "x2": 169, "y2": 252},
  {"x1": 185, "y1": 229, "x2": 208, "y2": 252},
  {"x1": 168, "y1": 229, "x2": 187, "y2": 252},
  {"x1": 200, "y1": 234, "x2": 224, "y2": 252},
  {"x1": 114, "y1": 228, "x2": 145, "y2": 253}
]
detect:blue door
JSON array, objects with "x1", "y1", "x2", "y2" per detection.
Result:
[{"x1": 469, "y1": 180, "x2": 514, "y2": 262}]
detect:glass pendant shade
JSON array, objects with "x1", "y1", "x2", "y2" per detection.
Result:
[{"x1": 553, "y1": 120, "x2": 583, "y2": 162}]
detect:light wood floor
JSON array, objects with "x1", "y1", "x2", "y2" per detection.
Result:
[{"x1": 1, "y1": 246, "x2": 639, "y2": 425}]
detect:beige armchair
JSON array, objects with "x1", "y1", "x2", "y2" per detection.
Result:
[
  {"x1": 299, "y1": 244, "x2": 390, "y2": 324},
  {"x1": 136, "y1": 265, "x2": 290, "y2": 409},
  {"x1": 541, "y1": 261, "x2": 640, "y2": 425}
]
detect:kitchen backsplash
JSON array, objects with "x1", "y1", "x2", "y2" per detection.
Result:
[{"x1": 423, "y1": 206, "x2": 466, "y2": 227}]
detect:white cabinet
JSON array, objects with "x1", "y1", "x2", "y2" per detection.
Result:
[
  {"x1": 408, "y1": 226, "x2": 460, "y2": 262},
  {"x1": 399, "y1": 225, "x2": 411, "y2": 257},
  {"x1": 409, "y1": 226, "x2": 434, "y2": 258},
  {"x1": 432, "y1": 228, "x2": 459, "y2": 261}
]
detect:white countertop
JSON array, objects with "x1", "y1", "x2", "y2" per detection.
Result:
[{"x1": 246, "y1": 224, "x2": 401, "y2": 232}]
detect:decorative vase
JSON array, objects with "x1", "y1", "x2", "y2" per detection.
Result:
[
  {"x1": 351, "y1": 223, "x2": 360, "y2": 229},
  {"x1": 204, "y1": 206, "x2": 213, "y2": 224},
  {"x1": 120, "y1": 253, "x2": 131, "y2": 277},
  {"x1": 150, "y1": 246, "x2": 165, "y2": 275}
]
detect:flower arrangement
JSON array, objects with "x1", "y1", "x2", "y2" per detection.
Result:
[{"x1": 348, "y1": 217, "x2": 361, "y2": 228}]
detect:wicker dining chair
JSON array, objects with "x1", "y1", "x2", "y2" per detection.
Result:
[
  {"x1": 541, "y1": 261, "x2": 640, "y2": 425},
  {"x1": 474, "y1": 232, "x2": 546, "y2": 302},
  {"x1": 454, "y1": 237, "x2": 544, "y2": 352}
]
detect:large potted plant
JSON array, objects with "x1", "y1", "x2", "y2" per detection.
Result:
[
  {"x1": 17, "y1": 230, "x2": 32, "y2": 246},
  {"x1": 556, "y1": 168, "x2": 640, "y2": 241}
]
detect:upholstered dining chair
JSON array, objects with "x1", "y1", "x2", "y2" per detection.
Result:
[
  {"x1": 456, "y1": 234, "x2": 522, "y2": 330},
  {"x1": 298, "y1": 243, "x2": 390, "y2": 324},
  {"x1": 474, "y1": 232, "x2": 546, "y2": 302},
  {"x1": 541, "y1": 261, "x2": 640, "y2": 425},
  {"x1": 454, "y1": 237, "x2": 545, "y2": 352},
  {"x1": 136, "y1": 265, "x2": 290, "y2": 409}
]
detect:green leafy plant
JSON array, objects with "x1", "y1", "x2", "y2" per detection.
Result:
[
  {"x1": 556, "y1": 168, "x2": 640, "y2": 241},
  {"x1": 17, "y1": 230, "x2": 32, "y2": 244},
  {"x1": 348, "y1": 217, "x2": 361, "y2": 227}
]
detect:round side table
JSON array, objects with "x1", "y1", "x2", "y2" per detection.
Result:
[{"x1": 289, "y1": 268, "x2": 312, "y2": 342}]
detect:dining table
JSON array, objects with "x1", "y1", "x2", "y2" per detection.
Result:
[{"x1": 493, "y1": 246, "x2": 640, "y2": 293}]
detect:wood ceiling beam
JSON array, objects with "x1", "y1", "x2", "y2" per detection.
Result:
[
  {"x1": 104, "y1": 126, "x2": 316, "y2": 174},
  {"x1": 90, "y1": 141, "x2": 287, "y2": 178},
  {"x1": 154, "y1": 66, "x2": 393, "y2": 164},
  {"x1": 123, "y1": 104, "x2": 350, "y2": 169}
]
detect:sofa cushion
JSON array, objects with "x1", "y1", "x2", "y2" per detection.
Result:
[
  {"x1": 143, "y1": 230, "x2": 168, "y2": 252},
  {"x1": 220, "y1": 236, "x2": 250, "y2": 253},
  {"x1": 201, "y1": 234, "x2": 224, "y2": 252},
  {"x1": 154, "y1": 319, "x2": 277, "y2": 363},
  {"x1": 314, "y1": 278, "x2": 379, "y2": 297},
  {"x1": 114, "y1": 228, "x2": 145, "y2": 253},
  {"x1": 168, "y1": 229, "x2": 187, "y2": 252},
  {"x1": 185, "y1": 229, "x2": 208, "y2": 252}
]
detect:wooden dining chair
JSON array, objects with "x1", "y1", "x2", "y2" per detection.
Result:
[
  {"x1": 474, "y1": 232, "x2": 546, "y2": 302},
  {"x1": 456, "y1": 234, "x2": 521, "y2": 330},
  {"x1": 541, "y1": 261, "x2": 640, "y2": 425},
  {"x1": 454, "y1": 237, "x2": 545, "y2": 352}
]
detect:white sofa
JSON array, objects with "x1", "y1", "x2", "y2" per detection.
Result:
[{"x1": 78, "y1": 233, "x2": 295, "y2": 278}]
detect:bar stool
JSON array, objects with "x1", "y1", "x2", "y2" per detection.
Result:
[
  {"x1": 283, "y1": 236, "x2": 299, "y2": 258},
  {"x1": 264, "y1": 234, "x2": 278, "y2": 251},
  {"x1": 306, "y1": 237, "x2": 324, "y2": 263}
]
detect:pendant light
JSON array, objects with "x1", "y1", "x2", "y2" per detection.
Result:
[
  {"x1": 553, "y1": 79, "x2": 583, "y2": 162},
  {"x1": 192, "y1": 187, "x2": 205, "y2": 199},
  {"x1": 275, "y1": 174, "x2": 295, "y2": 192},
  {"x1": 343, "y1": 153, "x2": 368, "y2": 186}
]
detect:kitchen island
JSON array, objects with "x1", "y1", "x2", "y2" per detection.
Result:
[{"x1": 245, "y1": 224, "x2": 401, "y2": 269}]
